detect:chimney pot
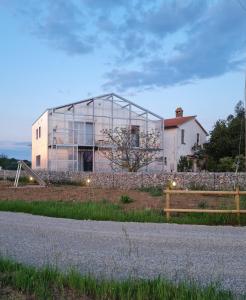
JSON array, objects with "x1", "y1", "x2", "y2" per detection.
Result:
[{"x1": 175, "y1": 107, "x2": 183, "y2": 118}]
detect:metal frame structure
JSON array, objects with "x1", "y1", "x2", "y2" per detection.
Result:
[
  {"x1": 14, "y1": 161, "x2": 47, "y2": 187},
  {"x1": 46, "y1": 93, "x2": 165, "y2": 172}
]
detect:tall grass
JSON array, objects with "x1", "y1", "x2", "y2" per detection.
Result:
[
  {"x1": 0, "y1": 200, "x2": 245, "y2": 225},
  {"x1": 0, "y1": 257, "x2": 234, "y2": 300}
]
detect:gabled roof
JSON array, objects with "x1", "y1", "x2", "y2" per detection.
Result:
[
  {"x1": 164, "y1": 116, "x2": 196, "y2": 128},
  {"x1": 52, "y1": 93, "x2": 164, "y2": 120},
  {"x1": 164, "y1": 116, "x2": 208, "y2": 135}
]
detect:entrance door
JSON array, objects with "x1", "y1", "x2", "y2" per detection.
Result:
[{"x1": 83, "y1": 151, "x2": 93, "y2": 171}]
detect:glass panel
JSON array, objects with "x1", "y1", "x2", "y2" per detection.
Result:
[{"x1": 85, "y1": 122, "x2": 93, "y2": 145}]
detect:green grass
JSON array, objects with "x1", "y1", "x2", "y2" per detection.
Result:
[
  {"x1": 0, "y1": 257, "x2": 235, "y2": 300},
  {"x1": 0, "y1": 200, "x2": 245, "y2": 225},
  {"x1": 120, "y1": 194, "x2": 134, "y2": 204},
  {"x1": 139, "y1": 186, "x2": 163, "y2": 197}
]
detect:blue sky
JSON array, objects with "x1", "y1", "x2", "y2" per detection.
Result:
[{"x1": 0, "y1": 0, "x2": 245, "y2": 160}]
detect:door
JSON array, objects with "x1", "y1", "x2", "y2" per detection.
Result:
[{"x1": 83, "y1": 151, "x2": 93, "y2": 172}]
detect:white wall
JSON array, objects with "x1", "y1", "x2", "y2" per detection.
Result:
[
  {"x1": 164, "y1": 128, "x2": 178, "y2": 172},
  {"x1": 32, "y1": 111, "x2": 49, "y2": 169},
  {"x1": 164, "y1": 119, "x2": 207, "y2": 171}
]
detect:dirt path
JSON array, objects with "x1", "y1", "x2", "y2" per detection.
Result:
[{"x1": 0, "y1": 181, "x2": 235, "y2": 211}]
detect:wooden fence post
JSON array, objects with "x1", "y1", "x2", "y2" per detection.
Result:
[
  {"x1": 235, "y1": 186, "x2": 240, "y2": 218},
  {"x1": 165, "y1": 187, "x2": 170, "y2": 220}
]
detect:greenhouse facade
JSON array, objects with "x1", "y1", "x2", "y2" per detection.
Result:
[{"x1": 32, "y1": 93, "x2": 165, "y2": 172}]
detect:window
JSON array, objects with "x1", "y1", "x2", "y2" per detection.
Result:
[
  {"x1": 164, "y1": 157, "x2": 167, "y2": 166},
  {"x1": 36, "y1": 155, "x2": 41, "y2": 167},
  {"x1": 181, "y1": 129, "x2": 185, "y2": 144},
  {"x1": 85, "y1": 122, "x2": 93, "y2": 145},
  {"x1": 39, "y1": 126, "x2": 41, "y2": 138},
  {"x1": 196, "y1": 133, "x2": 200, "y2": 145},
  {"x1": 131, "y1": 125, "x2": 140, "y2": 147},
  {"x1": 36, "y1": 129, "x2": 38, "y2": 140}
]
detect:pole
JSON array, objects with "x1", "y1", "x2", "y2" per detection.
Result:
[
  {"x1": 245, "y1": 71, "x2": 246, "y2": 170},
  {"x1": 235, "y1": 186, "x2": 240, "y2": 218},
  {"x1": 165, "y1": 187, "x2": 170, "y2": 220}
]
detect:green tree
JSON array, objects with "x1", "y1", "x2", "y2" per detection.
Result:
[
  {"x1": 205, "y1": 101, "x2": 245, "y2": 172},
  {"x1": 0, "y1": 155, "x2": 31, "y2": 170},
  {"x1": 177, "y1": 156, "x2": 192, "y2": 172}
]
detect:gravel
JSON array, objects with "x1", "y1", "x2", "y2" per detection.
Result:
[{"x1": 0, "y1": 211, "x2": 245, "y2": 294}]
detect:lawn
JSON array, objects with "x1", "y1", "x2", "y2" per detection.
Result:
[
  {"x1": 0, "y1": 257, "x2": 234, "y2": 300},
  {"x1": 0, "y1": 199, "x2": 245, "y2": 225}
]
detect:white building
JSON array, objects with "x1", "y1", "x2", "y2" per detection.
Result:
[
  {"x1": 32, "y1": 93, "x2": 165, "y2": 172},
  {"x1": 163, "y1": 107, "x2": 208, "y2": 172}
]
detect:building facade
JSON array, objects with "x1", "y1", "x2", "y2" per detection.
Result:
[
  {"x1": 163, "y1": 107, "x2": 208, "y2": 172},
  {"x1": 32, "y1": 93, "x2": 165, "y2": 172}
]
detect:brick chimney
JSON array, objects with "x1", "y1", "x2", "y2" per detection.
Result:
[{"x1": 175, "y1": 107, "x2": 183, "y2": 118}]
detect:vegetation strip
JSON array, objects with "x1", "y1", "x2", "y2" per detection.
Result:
[
  {"x1": 0, "y1": 257, "x2": 235, "y2": 300},
  {"x1": 0, "y1": 200, "x2": 245, "y2": 225}
]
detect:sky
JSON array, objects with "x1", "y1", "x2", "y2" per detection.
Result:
[{"x1": 0, "y1": 0, "x2": 246, "y2": 160}]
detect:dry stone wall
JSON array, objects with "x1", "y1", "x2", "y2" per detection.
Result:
[{"x1": 1, "y1": 169, "x2": 246, "y2": 190}]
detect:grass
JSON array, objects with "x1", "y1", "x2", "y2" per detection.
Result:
[
  {"x1": 0, "y1": 200, "x2": 245, "y2": 225},
  {"x1": 139, "y1": 186, "x2": 163, "y2": 197},
  {"x1": 120, "y1": 194, "x2": 134, "y2": 204},
  {"x1": 0, "y1": 257, "x2": 235, "y2": 300}
]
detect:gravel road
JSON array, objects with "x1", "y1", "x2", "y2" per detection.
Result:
[{"x1": 0, "y1": 212, "x2": 245, "y2": 294}]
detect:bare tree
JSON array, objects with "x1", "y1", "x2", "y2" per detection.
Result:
[{"x1": 99, "y1": 127, "x2": 161, "y2": 172}]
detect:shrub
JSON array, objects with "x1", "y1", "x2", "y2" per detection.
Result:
[
  {"x1": 120, "y1": 195, "x2": 134, "y2": 204},
  {"x1": 177, "y1": 156, "x2": 192, "y2": 172}
]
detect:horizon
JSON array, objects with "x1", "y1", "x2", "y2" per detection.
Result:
[{"x1": 0, "y1": 0, "x2": 245, "y2": 160}]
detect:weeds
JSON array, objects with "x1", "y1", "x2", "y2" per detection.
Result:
[
  {"x1": 0, "y1": 200, "x2": 245, "y2": 225},
  {"x1": 120, "y1": 195, "x2": 134, "y2": 204},
  {"x1": 0, "y1": 257, "x2": 234, "y2": 300},
  {"x1": 139, "y1": 186, "x2": 163, "y2": 197}
]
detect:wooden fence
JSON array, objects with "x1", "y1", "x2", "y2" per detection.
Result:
[{"x1": 164, "y1": 187, "x2": 246, "y2": 220}]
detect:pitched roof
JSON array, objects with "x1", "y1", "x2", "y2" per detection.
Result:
[
  {"x1": 164, "y1": 116, "x2": 208, "y2": 135},
  {"x1": 164, "y1": 116, "x2": 195, "y2": 128}
]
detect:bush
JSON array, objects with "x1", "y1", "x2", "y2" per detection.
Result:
[
  {"x1": 177, "y1": 156, "x2": 192, "y2": 172},
  {"x1": 120, "y1": 195, "x2": 134, "y2": 204},
  {"x1": 217, "y1": 157, "x2": 235, "y2": 172}
]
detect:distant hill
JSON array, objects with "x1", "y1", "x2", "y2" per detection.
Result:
[{"x1": 0, "y1": 155, "x2": 31, "y2": 170}]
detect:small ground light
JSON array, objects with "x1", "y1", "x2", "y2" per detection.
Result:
[
  {"x1": 171, "y1": 180, "x2": 177, "y2": 188},
  {"x1": 29, "y1": 176, "x2": 33, "y2": 181},
  {"x1": 86, "y1": 178, "x2": 91, "y2": 184}
]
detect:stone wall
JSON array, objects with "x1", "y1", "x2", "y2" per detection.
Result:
[{"x1": 1, "y1": 169, "x2": 246, "y2": 190}]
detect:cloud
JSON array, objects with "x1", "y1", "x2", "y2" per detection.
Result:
[
  {"x1": 11, "y1": 0, "x2": 94, "y2": 55},
  {"x1": 104, "y1": 1, "x2": 246, "y2": 90},
  {"x1": 0, "y1": 141, "x2": 31, "y2": 149},
  {"x1": 4, "y1": 0, "x2": 246, "y2": 89}
]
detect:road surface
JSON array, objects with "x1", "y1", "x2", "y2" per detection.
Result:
[{"x1": 0, "y1": 212, "x2": 245, "y2": 294}]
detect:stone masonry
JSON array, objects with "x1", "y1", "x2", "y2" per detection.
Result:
[{"x1": 1, "y1": 170, "x2": 246, "y2": 190}]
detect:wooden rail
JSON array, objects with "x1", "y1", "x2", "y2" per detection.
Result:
[{"x1": 164, "y1": 187, "x2": 246, "y2": 220}]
